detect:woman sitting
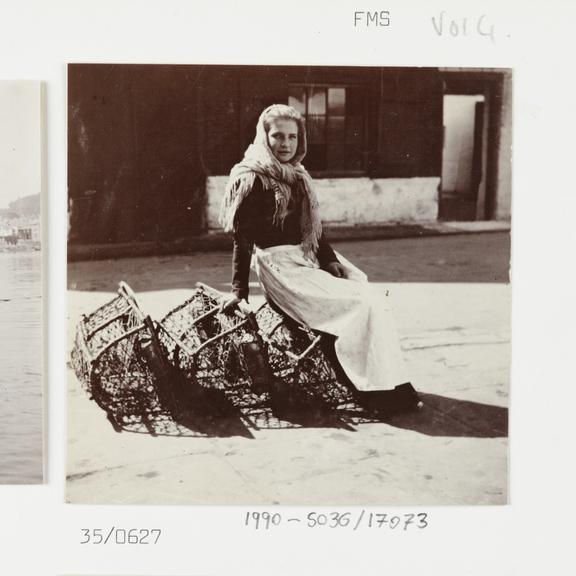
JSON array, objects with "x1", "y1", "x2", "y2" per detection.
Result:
[{"x1": 219, "y1": 104, "x2": 421, "y2": 414}]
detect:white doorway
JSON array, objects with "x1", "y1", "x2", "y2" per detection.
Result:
[{"x1": 440, "y1": 94, "x2": 487, "y2": 220}]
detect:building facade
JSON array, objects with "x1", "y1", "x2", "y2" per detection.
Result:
[{"x1": 68, "y1": 65, "x2": 512, "y2": 246}]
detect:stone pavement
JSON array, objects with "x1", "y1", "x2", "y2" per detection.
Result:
[
  {"x1": 68, "y1": 219, "x2": 511, "y2": 262},
  {"x1": 68, "y1": 232, "x2": 511, "y2": 291},
  {"x1": 67, "y1": 235, "x2": 510, "y2": 505}
]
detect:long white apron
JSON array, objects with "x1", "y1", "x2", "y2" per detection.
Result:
[{"x1": 253, "y1": 244, "x2": 407, "y2": 392}]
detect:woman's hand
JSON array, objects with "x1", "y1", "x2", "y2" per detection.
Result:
[
  {"x1": 219, "y1": 292, "x2": 243, "y2": 312},
  {"x1": 326, "y1": 261, "x2": 347, "y2": 278}
]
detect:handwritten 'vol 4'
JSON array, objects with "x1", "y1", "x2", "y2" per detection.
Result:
[{"x1": 432, "y1": 12, "x2": 496, "y2": 43}]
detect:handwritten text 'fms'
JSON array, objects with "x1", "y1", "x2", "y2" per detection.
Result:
[{"x1": 354, "y1": 11, "x2": 391, "y2": 27}]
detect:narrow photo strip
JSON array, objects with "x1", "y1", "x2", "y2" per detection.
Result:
[
  {"x1": 0, "y1": 80, "x2": 44, "y2": 484},
  {"x1": 67, "y1": 64, "x2": 511, "y2": 505}
]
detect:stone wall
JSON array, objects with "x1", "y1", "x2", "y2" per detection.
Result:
[{"x1": 206, "y1": 176, "x2": 440, "y2": 230}]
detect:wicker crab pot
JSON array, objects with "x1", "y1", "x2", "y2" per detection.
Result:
[
  {"x1": 253, "y1": 302, "x2": 357, "y2": 413},
  {"x1": 156, "y1": 283, "x2": 274, "y2": 416},
  {"x1": 156, "y1": 283, "x2": 360, "y2": 427},
  {"x1": 71, "y1": 282, "x2": 180, "y2": 434},
  {"x1": 71, "y1": 281, "x2": 364, "y2": 435}
]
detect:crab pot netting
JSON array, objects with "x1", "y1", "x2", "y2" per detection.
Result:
[
  {"x1": 71, "y1": 289, "x2": 138, "y2": 387},
  {"x1": 157, "y1": 286, "x2": 268, "y2": 409},
  {"x1": 71, "y1": 286, "x2": 175, "y2": 429},
  {"x1": 71, "y1": 284, "x2": 367, "y2": 434},
  {"x1": 71, "y1": 291, "x2": 135, "y2": 385},
  {"x1": 254, "y1": 303, "x2": 357, "y2": 410}
]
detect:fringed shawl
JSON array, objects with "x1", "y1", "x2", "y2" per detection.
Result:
[{"x1": 219, "y1": 105, "x2": 322, "y2": 256}]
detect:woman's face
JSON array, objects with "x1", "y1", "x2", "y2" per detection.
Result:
[{"x1": 267, "y1": 118, "x2": 299, "y2": 163}]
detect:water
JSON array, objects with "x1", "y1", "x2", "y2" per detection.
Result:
[{"x1": 0, "y1": 251, "x2": 43, "y2": 483}]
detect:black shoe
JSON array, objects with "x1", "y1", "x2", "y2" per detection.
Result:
[{"x1": 357, "y1": 383, "x2": 423, "y2": 415}]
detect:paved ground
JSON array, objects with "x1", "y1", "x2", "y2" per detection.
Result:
[
  {"x1": 67, "y1": 233, "x2": 510, "y2": 505},
  {"x1": 67, "y1": 220, "x2": 511, "y2": 262},
  {"x1": 68, "y1": 232, "x2": 510, "y2": 292}
]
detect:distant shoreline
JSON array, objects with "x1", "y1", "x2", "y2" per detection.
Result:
[{"x1": 0, "y1": 242, "x2": 41, "y2": 254}]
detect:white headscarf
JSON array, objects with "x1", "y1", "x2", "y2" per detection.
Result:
[{"x1": 219, "y1": 104, "x2": 322, "y2": 256}]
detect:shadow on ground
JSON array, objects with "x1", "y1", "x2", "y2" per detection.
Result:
[
  {"x1": 113, "y1": 404, "x2": 359, "y2": 438},
  {"x1": 381, "y1": 393, "x2": 508, "y2": 438},
  {"x1": 110, "y1": 393, "x2": 507, "y2": 439},
  {"x1": 114, "y1": 410, "x2": 256, "y2": 439}
]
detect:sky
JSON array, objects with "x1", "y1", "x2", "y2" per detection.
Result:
[{"x1": 0, "y1": 81, "x2": 42, "y2": 209}]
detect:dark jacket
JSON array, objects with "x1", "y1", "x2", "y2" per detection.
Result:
[{"x1": 231, "y1": 177, "x2": 338, "y2": 300}]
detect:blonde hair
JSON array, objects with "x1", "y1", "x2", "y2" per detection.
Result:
[{"x1": 262, "y1": 104, "x2": 304, "y2": 130}]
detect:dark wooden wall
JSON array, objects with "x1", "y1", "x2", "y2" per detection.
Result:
[
  {"x1": 198, "y1": 66, "x2": 444, "y2": 178},
  {"x1": 68, "y1": 65, "x2": 444, "y2": 245},
  {"x1": 68, "y1": 64, "x2": 205, "y2": 244}
]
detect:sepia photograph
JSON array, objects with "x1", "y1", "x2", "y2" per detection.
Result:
[
  {"x1": 67, "y1": 64, "x2": 511, "y2": 505},
  {"x1": 0, "y1": 80, "x2": 44, "y2": 484}
]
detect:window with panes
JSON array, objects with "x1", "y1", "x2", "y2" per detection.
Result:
[{"x1": 288, "y1": 85, "x2": 367, "y2": 173}]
